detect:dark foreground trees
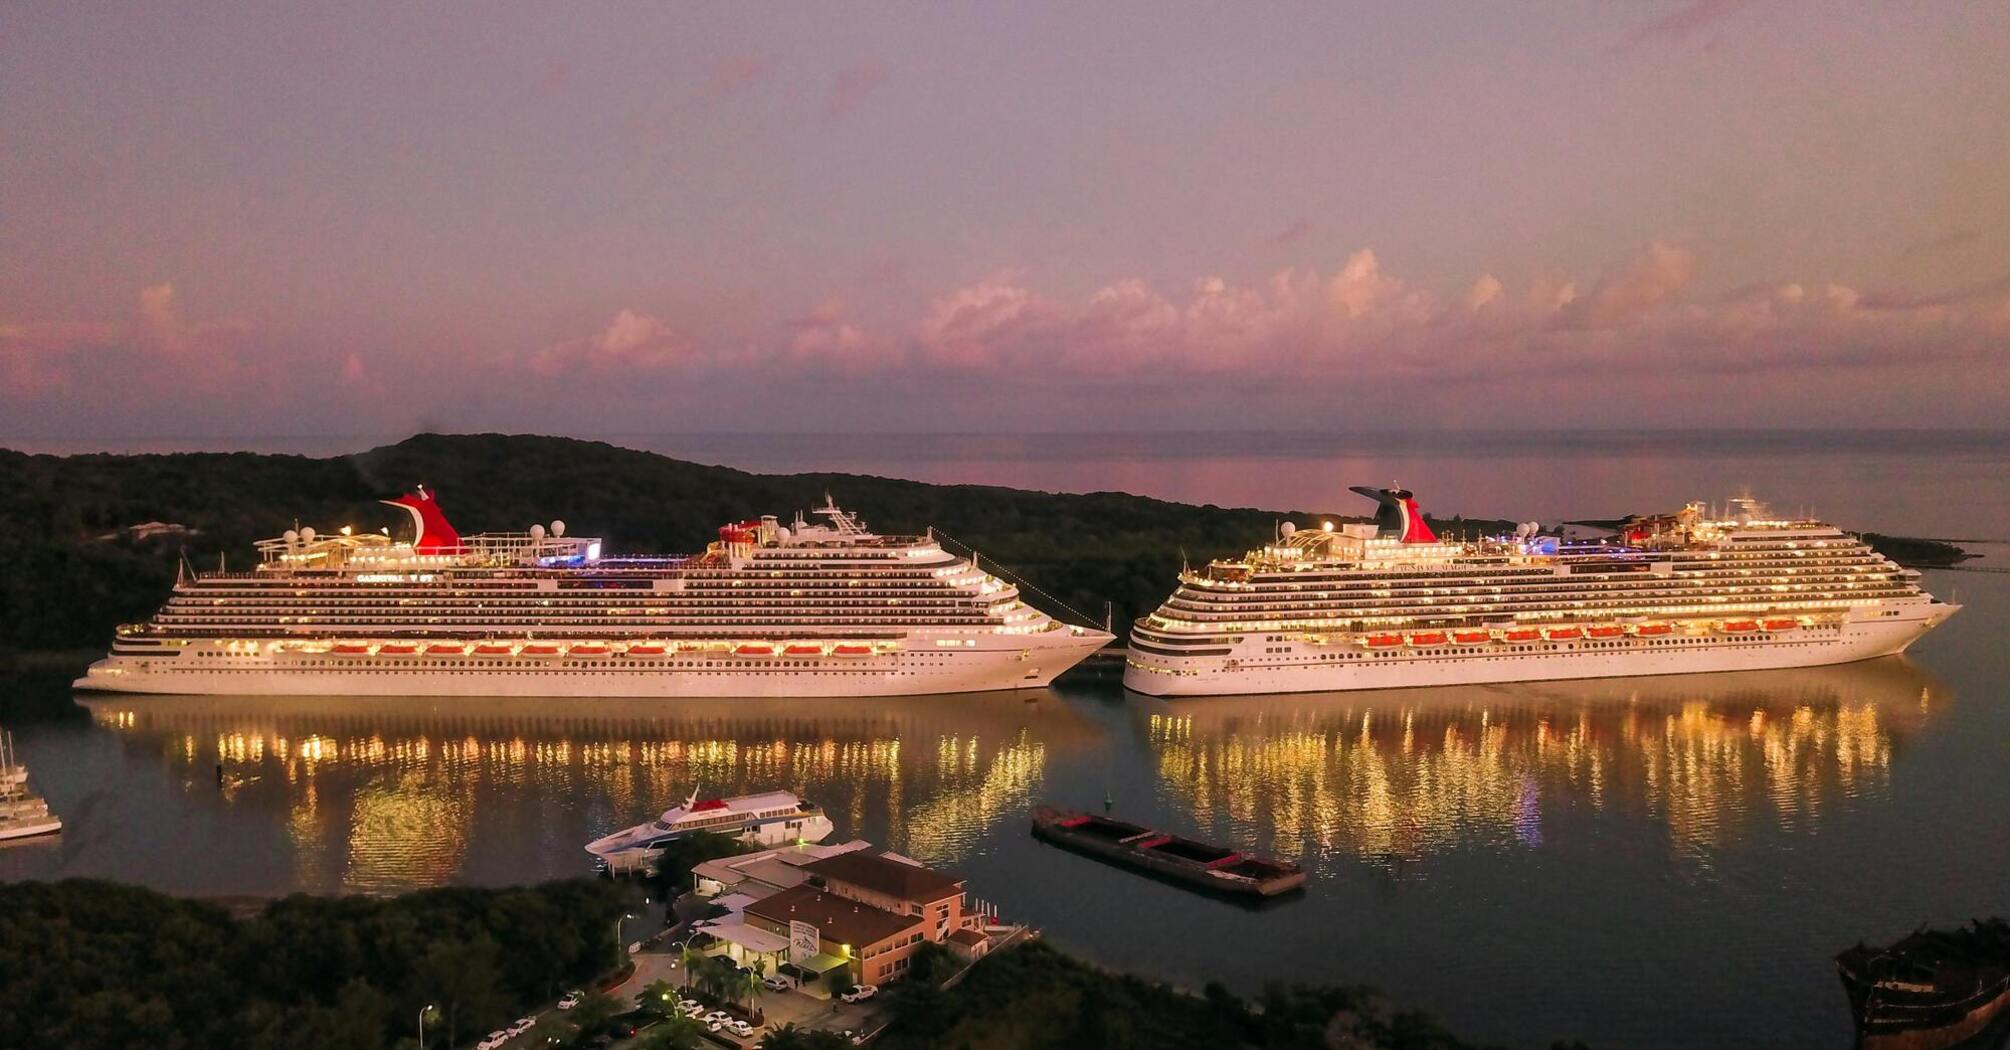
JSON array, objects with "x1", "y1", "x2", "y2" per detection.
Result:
[
  {"x1": 869, "y1": 939, "x2": 1551, "y2": 1050},
  {"x1": 0, "y1": 878, "x2": 632, "y2": 1050}
]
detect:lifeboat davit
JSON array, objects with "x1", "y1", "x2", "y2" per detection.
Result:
[
  {"x1": 520, "y1": 643, "x2": 562, "y2": 656},
  {"x1": 1453, "y1": 630, "x2": 1493, "y2": 645},
  {"x1": 331, "y1": 642, "x2": 372, "y2": 655},
  {"x1": 1362, "y1": 634, "x2": 1403, "y2": 649},
  {"x1": 378, "y1": 643, "x2": 419, "y2": 655},
  {"x1": 1721, "y1": 620, "x2": 1760, "y2": 634},
  {"x1": 1586, "y1": 626, "x2": 1626, "y2": 640},
  {"x1": 1544, "y1": 626, "x2": 1583, "y2": 642},
  {"x1": 626, "y1": 643, "x2": 667, "y2": 656},
  {"x1": 473, "y1": 643, "x2": 514, "y2": 656},
  {"x1": 425, "y1": 643, "x2": 465, "y2": 656},
  {"x1": 1502, "y1": 628, "x2": 1541, "y2": 643},
  {"x1": 1636, "y1": 623, "x2": 1673, "y2": 637},
  {"x1": 735, "y1": 643, "x2": 775, "y2": 657},
  {"x1": 783, "y1": 644, "x2": 824, "y2": 657},
  {"x1": 831, "y1": 643, "x2": 874, "y2": 657},
  {"x1": 569, "y1": 644, "x2": 610, "y2": 657},
  {"x1": 1763, "y1": 619, "x2": 1799, "y2": 632},
  {"x1": 1407, "y1": 631, "x2": 1448, "y2": 647}
]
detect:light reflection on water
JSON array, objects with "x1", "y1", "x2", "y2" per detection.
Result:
[
  {"x1": 1134, "y1": 661, "x2": 1934, "y2": 876},
  {"x1": 66, "y1": 694, "x2": 1086, "y2": 894}
]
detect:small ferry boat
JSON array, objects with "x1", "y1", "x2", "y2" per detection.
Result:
[
  {"x1": 0, "y1": 730, "x2": 61, "y2": 843},
  {"x1": 585, "y1": 789, "x2": 834, "y2": 873},
  {"x1": 1837, "y1": 918, "x2": 2010, "y2": 1049},
  {"x1": 1030, "y1": 806, "x2": 1305, "y2": 898}
]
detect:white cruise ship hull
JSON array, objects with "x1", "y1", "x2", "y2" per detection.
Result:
[
  {"x1": 76, "y1": 634, "x2": 1112, "y2": 698},
  {"x1": 1123, "y1": 604, "x2": 1955, "y2": 698}
]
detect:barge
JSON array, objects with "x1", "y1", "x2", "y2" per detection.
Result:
[
  {"x1": 1837, "y1": 918, "x2": 2010, "y2": 1049},
  {"x1": 1030, "y1": 805, "x2": 1305, "y2": 898}
]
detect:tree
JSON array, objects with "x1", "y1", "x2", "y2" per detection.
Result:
[
  {"x1": 566, "y1": 991, "x2": 624, "y2": 1040},
  {"x1": 678, "y1": 941, "x2": 708, "y2": 992},
  {"x1": 759, "y1": 1023, "x2": 854, "y2": 1050},
  {"x1": 640, "y1": 1014, "x2": 707, "y2": 1050},
  {"x1": 639, "y1": 978, "x2": 680, "y2": 1017}
]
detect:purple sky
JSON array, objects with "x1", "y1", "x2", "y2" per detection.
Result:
[{"x1": 4, "y1": 2, "x2": 2008, "y2": 439}]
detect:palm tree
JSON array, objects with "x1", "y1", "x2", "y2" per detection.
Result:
[
  {"x1": 735, "y1": 964, "x2": 763, "y2": 1021},
  {"x1": 640, "y1": 978, "x2": 679, "y2": 1017},
  {"x1": 678, "y1": 941, "x2": 706, "y2": 993}
]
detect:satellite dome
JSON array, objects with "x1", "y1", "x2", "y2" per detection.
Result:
[
  {"x1": 282, "y1": 529, "x2": 299, "y2": 545},
  {"x1": 1279, "y1": 521, "x2": 1297, "y2": 537},
  {"x1": 774, "y1": 526, "x2": 792, "y2": 542},
  {"x1": 551, "y1": 520, "x2": 566, "y2": 538},
  {"x1": 299, "y1": 527, "x2": 316, "y2": 542},
  {"x1": 529, "y1": 524, "x2": 546, "y2": 541}
]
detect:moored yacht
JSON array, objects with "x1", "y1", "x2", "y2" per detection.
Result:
[{"x1": 585, "y1": 789, "x2": 834, "y2": 873}]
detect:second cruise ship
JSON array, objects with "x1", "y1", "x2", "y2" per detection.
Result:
[
  {"x1": 1124, "y1": 486, "x2": 1960, "y2": 697},
  {"x1": 76, "y1": 488, "x2": 1112, "y2": 698}
]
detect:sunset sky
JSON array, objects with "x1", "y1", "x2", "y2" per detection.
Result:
[{"x1": 5, "y1": 2, "x2": 2008, "y2": 438}]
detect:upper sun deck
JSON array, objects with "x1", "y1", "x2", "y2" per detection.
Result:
[
  {"x1": 1196, "y1": 490, "x2": 1863, "y2": 584},
  {"x1": 251, "y1": 488, "x2": 940, "y2": 576}
]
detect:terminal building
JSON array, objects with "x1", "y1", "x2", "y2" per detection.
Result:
[{"x1": 686, "y1": 841, "x2": 997, "y2": 989}]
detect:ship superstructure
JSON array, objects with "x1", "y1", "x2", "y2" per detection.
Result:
[
  {"x1": 77, "y1": 488, "x2": 1112, "y2": 698},
  {"x1": 1124, "y1": 487, "x2": 1960, "y2": 697}
]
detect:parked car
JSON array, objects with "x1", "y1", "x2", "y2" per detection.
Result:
[
  {"x1": 477, "y1": 1032, "x2": 508, "y2": 1050},
  {"x1": 509, "y1": 1018, "x2": 535, "y2": 1035},
  {"x1": 761, "y1": 976, "x2": 791, "y2": 992},
  {"x1": 840, "y1": 985, "x2": 878, "y2": 1004},
  {"x1": 557, "y1": 990, "x2": 584, "y2": 1010},
  {"x1": 728, "y1": 1019, "x2": 756, "y2": 1037}
]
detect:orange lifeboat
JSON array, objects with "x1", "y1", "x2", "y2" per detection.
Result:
[
  {"x1": 1544, "y1": 626, "x2": 1583, "y2": 642},
  {"x1": 1453, "y1": 630, "x2": 1493, "y2": 645},
  {"x1": 832, "y1": 643, "x2": 874, "y2": 657},
  {"x1": 734, "y1": 643, "x2": 775, "y2": 657},
  {"x1": 784, "y1": 644, "x2": 824, "y2": 657},
  {"x1": 1722, "y1": 620, "x2": 1760, "y2": 634},
  {"x1": 378, "y1": 643, "x2": 418, "y2": 655},
  {"x1": 520, "y1": 643, "x2": 562, "y2": 656},
  {"x1": 1586, "y1": 626, "x2": 1625, "y2": 640},
  {"x1": 425, "y1": 643, "x2": 465, "y2": 656},
  {"x1": 569, "y1": 644, "x2": 610, "y2": 657},
  {"x1": 473, "y1": 642, "x2": 514, "y2": 656},
  {"x1": 626, "y1": 643, "x2": 667, "y2": 656},
  {"x1": 1763, "y1": 618, "x2": 1799, "y2": 632},
  {"x1": 331, "y1": 642, "x2": 372, "y2": 655},
  {"x1": 1636, "y1": 623, "x2": 1673, "y2": 637},
  {"x1": 1502, "y1": 628, "x2": 1541, "y2": 643},
  {"x1": 1362, "y1": 633, "x2": 1403, "y2": 649},
  {"x1": 1408, "y1": 631, "x2": 1448, "y2": 647}
]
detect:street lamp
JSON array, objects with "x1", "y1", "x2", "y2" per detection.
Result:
[
  {"x1": 616, "y1": 912, "x2": 638, "y2": 963},
  {"x1": 417, "y1": 1004, "x2": 434, "y2": 1050}
]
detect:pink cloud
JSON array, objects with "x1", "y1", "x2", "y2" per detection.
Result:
[
  {"x1": 1554, "y1": 242, "x2": 1696, "y2": 330},
  {"x1": 1615, "y1": 0, "x2": 1755, "y2": 52},
  {"x1": 707, "y1": 53, "x2": 778, "y2": 98},
  {"x1": 1, "y1": 283, "x2": 254, "y2": 398},
  {"x1": 824, "y1": 59, "x2": 887, "y2": 120},
  {"x1": 527, "y1": 309, "x2": 696, "y2": 377}
]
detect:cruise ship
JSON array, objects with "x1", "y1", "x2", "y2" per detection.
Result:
[
  {"x1": 585, "y1": 789, "x2": 834, "y2": 873},
  {"x1": 76, "y1": 488, "x2": 1112, "y2": 698},
  {"x1": 1123, "y1": 486, "x2": 1960, "y2": 697}
]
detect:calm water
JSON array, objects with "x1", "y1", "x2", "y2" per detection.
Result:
[{"x1": 3, "y1": 435, "x2": 2008, "y2": 1048}]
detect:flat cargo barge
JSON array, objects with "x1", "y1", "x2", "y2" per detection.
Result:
[{"x1": 1030, "y1": 805, "x2": 1305, "y2": 898}]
